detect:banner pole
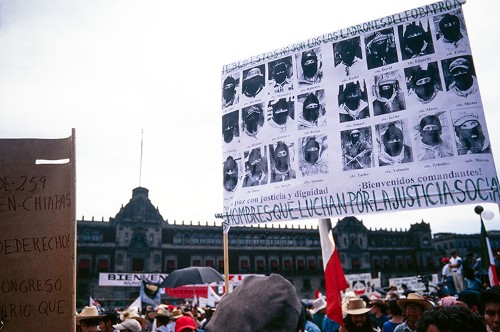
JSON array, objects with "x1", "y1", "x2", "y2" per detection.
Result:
[{"x1": 223, "y1": 232, "x2": 229, "y2": 294}]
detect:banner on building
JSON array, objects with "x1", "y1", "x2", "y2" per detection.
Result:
[
  {"x1": 221, "y1": 0, "x2": 499, "y2": 226},
  {"x1": 99, "y1": 273, "x2": 167, "y2": 287},
  {"x1": 0, "y1": 132, "x2": 76, "y2": 331},
  {"x1": 345, "y1": 273, "x2": 381, "y2": 296}
]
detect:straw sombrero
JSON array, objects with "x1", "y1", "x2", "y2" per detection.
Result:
[{"x1": 343, "y1": 299, "x2": 371, "y2": 315}]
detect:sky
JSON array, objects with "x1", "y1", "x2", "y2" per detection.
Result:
[{"x1": 0, "y1": 0, "x2": 498, "y2": 235}]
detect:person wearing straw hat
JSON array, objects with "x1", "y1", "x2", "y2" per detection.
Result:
[
  {"x1": 76, "y1": 306, "x2": 106, "y2": 332},
  {"x1": 394, "y1": 293, "x2": 433, "y2": 332},
  {"x1": 340, "y1": 298, "x2": 377, "y2": 332},
  {"x1": 148, "y1": 307, "x2": 172, "y2": 332}
]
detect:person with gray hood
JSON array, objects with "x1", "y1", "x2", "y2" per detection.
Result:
[{"x1": 205, "y1": 274, "x2": 304, "y2": 332}]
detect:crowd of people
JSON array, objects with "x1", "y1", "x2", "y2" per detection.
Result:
[{"x1": 75, "y1": 272, "x2": 500, "y2": 332}]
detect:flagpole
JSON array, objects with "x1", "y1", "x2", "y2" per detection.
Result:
[{"x1": 223, "y1": 232, "x2": 229, "y2": 294}]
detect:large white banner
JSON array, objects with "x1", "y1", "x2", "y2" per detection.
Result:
[
  {"x1": 221, "y1": 0, "x2": 499, "y2": 227},
  {"x1": 99, "y1": 273, "x2": 167, "y2": 287}
]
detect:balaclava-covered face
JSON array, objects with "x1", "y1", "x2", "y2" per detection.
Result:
[
  {"x1": 383, "y1": 123, "x2": 404, "y2": 156},
  {"x1": 419, "y1": 115, "x2": 442, "y2": 146},
  {"x1": 272, "y1": 99, "x2": 289, "y2": 125},
  {"x1": 243, "y1": 68, "x2": 264, "y2": 97},
  {"x1": 223, "y1": 76, "x2": 236, "y2": 102},
  {"x1": 340, "y1": 41, "x2": 356, "y2": 66},
  {"x1": 350, "y1": 130, "x2": 361, "y2": 145},
  {"x1": 222, "y1": 114, "x2": 237, "y2": 143},
  {"x1": 274, "y1": 142, "x2": 290, "y2": 172},
  {"x1": 344, "y1": 83, "x2": 362, "y2": 110},
  {"x1": 379, "y1": 83, "x2": 395, "y2": 100},
  {"x1": 248, "y1": 148, "x2": 263, "y2": 176},
  {"x1": 450, "y1": 63, "x2": 473, "y2": 91},
  {"x1": 414, "y1": 71, "x2": 436, "y2": 101},
  {"x1": 304, "y1": 138, "x2": 320, "y2": 164},
  {"x1": 223, "y1": 157, "x2": 238, "y2": 191},
  {"x1": 244, "y1": 106, "x2": 262, "y2": 135},
  {"x1": 303, "y1": 93, "x2": 320, "y2": 123},
  {"x1": 439, "y1": 14, "x2": 461, "y2": 42},
  {"x1": 273, "y1": 61, "x2": 288, "y2": 85},
  {"x1": 456, "y1": 121, "x2": 485, "y2": 153},
  {"x1": 404, "y1": 24, "x2": 426, "y2": 54},
  {"x1": 301, "y1": 51, "x2": 318, "y2": 79}
]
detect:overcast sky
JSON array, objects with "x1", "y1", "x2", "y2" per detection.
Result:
[{"x1": 0, "y1": 0, "x2": 498, "y2": 235}]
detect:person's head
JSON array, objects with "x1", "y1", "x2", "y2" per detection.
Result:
[
  {"x1": 412, "y1": 66, "x2": 438, "y2": 101},
  {"x1": 451, "y1": 250, "x2": 458, "y2": 258},
  {"x1": 301, "y1": 50, "x2": 318, "y2": 78},
  {"x1": 99, "y1": 311, "x2": 119, "y2": 332},
  {"x1": 343, "y1": 82, "x2": 362, "y2": 110},
  {"x1": 223, "y1": 156, "x2": 238, "y2": 192},
  {"x1": 273, "y1": 142, "x2": 290, "y2": 172},
  {"x1": 453, "y1": 113, "x2": 485, "y2": 153},
  {"x1": 303, "y1": 137, "x2": 320, "y2": 164},
  {"x1": 338, "y1": 39, "x2": 357, "y2": 66},
  {"x1": 415, "y1": 305, "x2": 486, "y2": 332},
  {"x1": 302, "y1": 93, "x2": 320, "y2": 123},
  {"x1": 439, "y1": 13, "x2": 461, "y2": 42},
  {"x1": 272, "y1": 98, "x2": 290, "y2": 125},
  {"x1": 77, "y1": 306, "x2": 105, "y2": 332},
  {"x1": 243, "y1": 67, "x2": 264, "y2": 97},
  {"x1": 273, "y1": 61, "x2": 288, "y2": 85},
  {"x1": 205, "y1": 274, "x2": 302, "y2": 332},
  {"x1": 479, "y1": 286, "x2": 500, "y2": 332},
  {"x1": 382, "y1": 123, "x2": 404, "y2": 156},
  {"x1": 397, "y1": 293, "x2": 433, "y2": 325},
  {"x1": 369, "y1": 32, "x2": 390, "y2": 56},
  {"x1": 449, "y1": 57, "x2": 473, "y2": 89},
  {"x1": 243, "y1": 104, "x2": 263, "y2": 135},
  {"x1": 222, "y1": 75, "x2": 237, "y2": 102},
  {"x1": 112, "y1": 319, "x2": 142, "y2": 332},
  {"x1": 375, "y1": 74, "x2": 399, "y2": 101},
  {"x1": 441, "y1": 257, "x2": 450, "y2": 265},
  {"x1": 175, "y1": 315, "x2": 197, "y2": 332},
  {"x1": 387, "y1": 299, "x2": 403, "y2": 317},
  {"x1": 419, "y1": 115, "x2": 443, "y2": 146},
  {"x1": 349, "y1": 130, "x2": 361, "y2": 145},
  {"x1": 403, "y1": 23, "x2": 427, "y2": 54},
  {"x1": 311, "y1": 296, "x2": 327, "y2": 315},
  {"x1": 457, "y1": 290, "x2": 480, "y2": 313},
  {"x1": 370, "y1": 300, "x2": 387, "y2": 316},
  {"x1": 247, "y1": 148, "x2": 264, "y2": 176},
  {"x1": 222, "y1": 112, "x2": 238, "y2": 143},
  {"x1": 343, "y1": 299, "x2": 373, "y2": 331}
]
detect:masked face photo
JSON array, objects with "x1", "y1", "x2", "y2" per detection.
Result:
[
  {"x1": 273, "y1": 62, "x2": 288, "y2": 85},
  {"x1": 383, "y1": 125, "x2": 404, "y2": 156},
  {"x1": 340, "y1": 42, "x2": 356, "y2": 66},
  {"x1": 273, "y1": 142, "x2": 290, "y2": 172},
  {"x1": 247, "y1": 148, "x2": 264, "y2": 176},
  {"x1": 419, "y1": 115, "x2": 442, "y2": 146},
  {"x1": 243, "y1": 67, "x2": 264, "y2": 97},
  {"x1": 222, "y1": 111, "x2": 238, "y2": 143},
  {"x1": 223, "y1": 157, "x2": 238, "y2": 192},
  {"x1": 344, "y1": 83, "x2": 362, "y2": 110},
  {"x1": 439, "y1": 14, "x2": 461, "y2": 41},
  {"x1": 350, "y1": 131, "x2": 361, "y2": 144},
  {"x1": 303, "y1": 93, "x2": 320, "y2": 123},
  {"x1": 222, "y1": 76, "x2": 236, "y2": 103},
  {"x1": 301, "y1": 51, "x2": 318, "y2": 79},
  {"x1": 405, "y1": 28, "x2": 425, "y2": 54},
  {"x1": 414, "y1": 75, "x2": 435, "y2": 100},
  {"x1": 243, "y1": 105, "x2": 263, "y2": 136},
  {"x1": 456, "y1": 120, "x2": 486, "y2": 153},
  {"x1": 272, "y1": 99, "x2": 289, "y2": 125},
  {"x1": 304, "y1": 139, "x2": 320, "y2": 164},
  {"x1": 379, "y1": 83, "x2": 395, "y2": 100}
]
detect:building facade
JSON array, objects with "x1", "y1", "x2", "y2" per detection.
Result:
[{"x1": 76, "y1": 187, "x2": 498, "y2": 307}]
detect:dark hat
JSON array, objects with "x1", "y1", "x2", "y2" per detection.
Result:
[
  {"x1": 419, "y1": 115, "x2": 442, "y2": 131},
  {"x1": 457, "y1": 290, "x2": 480, "y2": 308},
  {"x1": 205, "y1": 274, "x2": 302, "y2": 332}
]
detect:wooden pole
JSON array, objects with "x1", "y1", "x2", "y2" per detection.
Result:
[{"x1": 223, "y1": 232, "x2": 229, "y2": 294}]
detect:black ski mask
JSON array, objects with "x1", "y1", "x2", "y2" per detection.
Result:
[
  {"x1": 223, "y1": 157, "x2": 238, "y2": 192},
  {"x1": 419, "y1": 115, "x2": 442, "y2": 146},
  {"x1": 383, "y1": 123, "x2": 404, "y2": 157},
  {"x1": 303, "y1": 93, "x2": 320, "y2": 123},
  {"x1": 404, "y1": 24, "x2": 426, "y2": 54},
  {"x1": 379, "y1": 83, "x2": 395, "y2": 100},
  {"x1": 301, "y1": 51, "x2": 318, "y2": 79},
  {"x1": 273, "y1": 61, "x2": 288, "y2": 85},
  {"x1": 339, "y1": 40, "x2": 356, "y2": 66},
  {"x1": 247, "y1": 149, "x2": 263, "y2": 177},
  {"x1": 244, "y1": 106, "x2": 262, "y2": 135},
  {"x1": 304, "y1": 138, "x2": 320, "y2": 164},
  {"x1": 439, "y1": 14, "x2": 461, "y2": 42},
  {"x1": 343, "y1": 83, "x2": 362, "y2": 110},
  {"x1": 243, "y1": 67, "x2": 264, "y2": 97},
  {"x1": 272, "y1": 99, "x2": 289, "y2": 125},
  {"x1": 274, "y1": 142, "x2": 290, "y2": 172},
  {"x1": 455, "y1": 120, "x2": 485, "y2": 153},
  {"x1": 223, "y1": 76, "x2": 237, "y2": 103}
]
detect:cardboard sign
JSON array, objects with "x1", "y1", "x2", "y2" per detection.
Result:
[{"x1": 0, "y1": 133, "x2": 76, "y2": 331}]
